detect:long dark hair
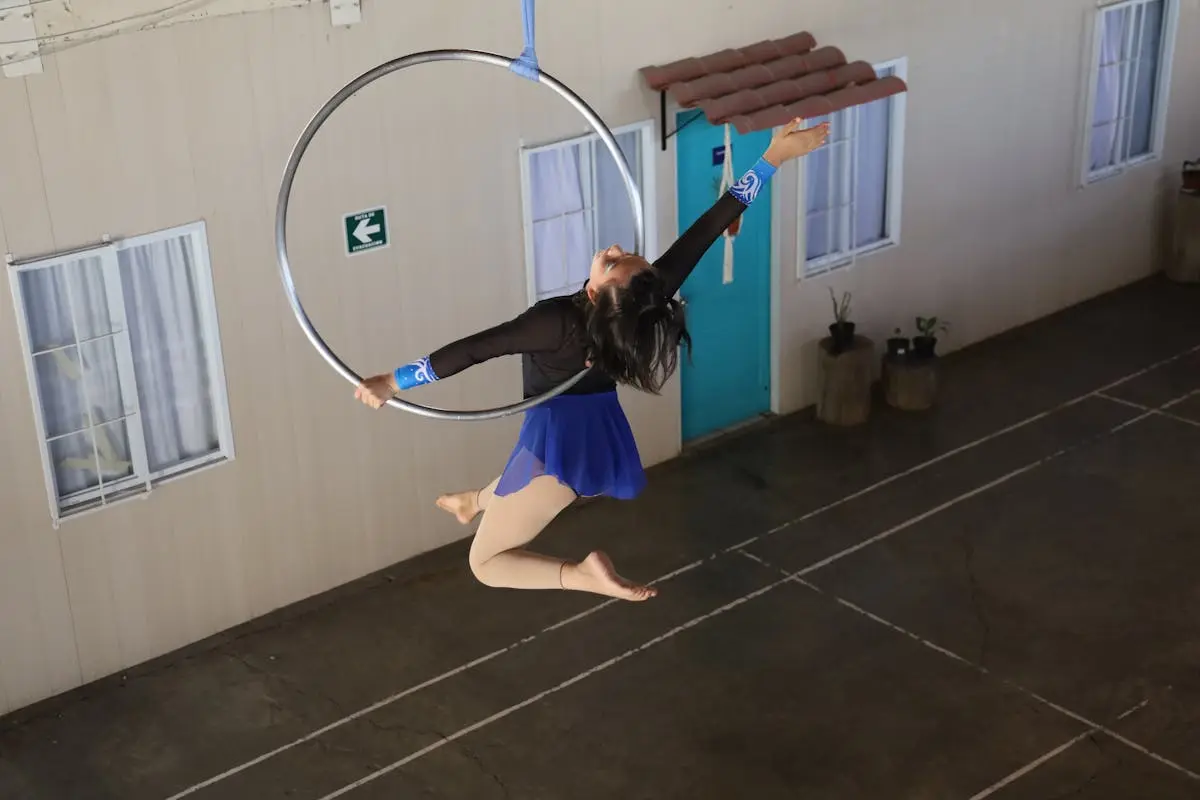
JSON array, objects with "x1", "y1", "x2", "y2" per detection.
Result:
[{"x1": 578, "y1": 268, "x2": 691, "y2": 394}]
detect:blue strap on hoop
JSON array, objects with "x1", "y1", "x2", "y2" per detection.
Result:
[{"x1": 510, "y1": 0, "x2": 540, "y2": 81}]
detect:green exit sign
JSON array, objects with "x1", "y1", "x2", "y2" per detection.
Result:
[{"x1": 343, "y1": 207, "x2": 389, "y2": 255}]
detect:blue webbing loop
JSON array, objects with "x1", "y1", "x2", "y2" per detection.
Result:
[{"x1": 509, "y1": 0, "x2": 540, "y2": 81}]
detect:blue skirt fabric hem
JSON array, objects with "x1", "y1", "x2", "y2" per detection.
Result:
[{"x1": 494, "y1": 390, "x2": 646, "y2": 500}]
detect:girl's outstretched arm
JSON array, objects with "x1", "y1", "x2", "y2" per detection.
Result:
[
  {"x1": 654, "y1": 119, "x2": 828, "y2": 297},
  {"x1": 355, "y1": 301, "x2": 567, "y2": 408}
]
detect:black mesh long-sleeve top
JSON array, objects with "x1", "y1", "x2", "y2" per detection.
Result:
[{"x1": 398, "y1": 181, "x2": 763, "y2": 399}]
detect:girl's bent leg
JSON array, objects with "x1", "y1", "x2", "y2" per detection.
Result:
[
  {"x1": 468, "y1": 475, "x2": 576, "y2": 589},
  {"x1": 469, "y1": 475, "x2": 656, "y2": 600}
]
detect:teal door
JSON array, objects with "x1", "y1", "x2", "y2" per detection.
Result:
[{"x1": 675, "y1": 112, "x2": 772, "y2": 441}]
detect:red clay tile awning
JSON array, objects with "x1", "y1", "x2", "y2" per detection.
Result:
[{"x1": 641, "y1": 32, "x2": 907, "y2": 136}]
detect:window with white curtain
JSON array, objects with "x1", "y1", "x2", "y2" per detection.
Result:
[
  {"x1": 1083, "y1": 0, "x2": 1178, "y2": 184},
  {"x1": 520, "y1": 121, "x2": 656, "y2": 303},
  {"x1": 9, "y1": 221, "x2": 233, "y2": 524},
  {"x1": 800, "y1": 59, "x2": 907, "y2": 279}
]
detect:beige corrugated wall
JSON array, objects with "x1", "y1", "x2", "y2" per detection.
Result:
[{"x1": 0, "y1": 0, "x2": 1196, "y2": 714}]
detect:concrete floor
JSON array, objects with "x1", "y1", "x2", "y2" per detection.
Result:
[{"x1": 3, "y1": 275, "x2": 1200, "y2": 800}]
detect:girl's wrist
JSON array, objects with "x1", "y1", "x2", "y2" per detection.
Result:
[
  {"x1": 393, "y1": 356, "x2": 439, "y2": 391},
  {"x1": 728, "y1": 157, "x2": 778, "y2": 206}
]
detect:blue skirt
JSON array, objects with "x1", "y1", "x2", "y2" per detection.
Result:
[{"x1": 494, "y1": 390, "x2": 646, "y2": 500}]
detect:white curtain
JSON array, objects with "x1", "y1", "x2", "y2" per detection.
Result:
[
  {"x1": 22, "y1": 257, "x2": 131, "y2": 497},
  {"x1": 529, "y1": 131, "x2": 640, "y2": 299},
  {"x1": 1130, "y1": 0, "x2": 1163, "y2": 158},
  {"x1": 119, "y1": 236, "x2": 218, "y2": 473},
  {"x1": 529, "y1": 145, "x2": 591, "y2": 299},
  {"x1": 855, "y1": 91, "x2": 892, "y2": 249},
  {"x1": 805, "y1": 115, "x2": 839, "y2": 262},
  {"x1": 1091, "y1": 0, "x2": 1163, "y2": 172},
  {"x1": 805, "y1": 93, "x2": 892, "y2": 265},
  {"x1": 594, "y1": 131, "x2": 640, "y2": 256},
  {"x1": 18, "y1": 234, "x2": 218, "y2": 502}
]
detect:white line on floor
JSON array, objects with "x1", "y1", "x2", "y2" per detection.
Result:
[
  {"x1": 973, "y1": 701, "x2": 1160, "y2": 800},
  {"x1": 1162, "y1": 387, "x2": 1200, "y2": 409},
  {"x1": 738, "y1": 549, "x2": 1195, "y2": 789},
  {"x1": 724, "y1": 347, "x2": 1200, "y2": 554},
  {"x1": 163, "y1": 344, "x2": 1200, "y2": 800},
  {"x1": 749, "y1": 391, "x2": 1197, "y2": 580},
  {"x1": 164, "y1": 553, "x2": 711, "y2": 798},
  {"x1": 1095, "y1": 391, "x2": 1200, "y2": 428},
  {"x1": 791, "y1": 574, "x2": 1200, "y2": 784},
  {"x1": 1095, "y1": 392, "x2": 1155, "y2": 411},
  {"x1": 163, "y1": 647, "x2": 512, "y2": 798},
  {"x1": 1117, "y1": 699, "x2": 1151, "y2": 720},
  {"x1": 796, "y1": 460, "x2": 1057, "y2": 573},
  {"x1": 1154, "y1": 411, "x2": 1198, "y2": 428},
  {"x1": 312, "y1": 394, "x2": 1193, "y2": 799},
  {"x1": 313, "y1": 576, "x2": 794, "y2": 799},
  {"x1": 966, "y1": 730, "x2": 1096, "y2": 800}
]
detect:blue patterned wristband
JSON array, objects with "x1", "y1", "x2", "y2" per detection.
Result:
[
  {"x1": 393, "y1": 356, "x2": 439, "y2": 390},
  {"x1": 728, "y1": 157, "x2": 777, "y2": 206}
]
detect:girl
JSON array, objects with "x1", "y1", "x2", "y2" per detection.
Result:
[{"x1": 355, "y1": 119, "x2": 829, "y2": 601}]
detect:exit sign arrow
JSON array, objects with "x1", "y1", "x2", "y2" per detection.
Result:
[
  {"x1": 343, "y1": 207, "x2": 389, "y2": 255},
  {"x1": 353, "y1": 217, "x2": 381, "y2": 244}
]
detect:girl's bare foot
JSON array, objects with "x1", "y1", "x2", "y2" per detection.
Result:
[
  {"x1": 561, "y1": 551, "x2": 657, "y2": 601},
  {"x1": 436, "y1": 490, "x2": 481, "y2": 525}
]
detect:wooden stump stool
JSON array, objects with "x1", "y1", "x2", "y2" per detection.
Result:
[
  {"x1": 1168, "y1": 190, "x2": 1200, "y2": 283},
  {"x1": 883, "y1": 355, "x2": 938, "y2": 411},
  {"x1": 817, "y1": 335, "x2": 873, "y2": 426}
]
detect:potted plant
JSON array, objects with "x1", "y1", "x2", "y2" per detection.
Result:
[
  {"x1": 884, "y1": 317, "x2": 944, "y2": 411},
  {"x1": 1184, "y1": 159, "x2": 1200, "y2": 194},
  {"x1": 912, "y1": 316, "x2": 948, "y2": 359},
  {"x1": 885, "y1": 327, "x2": 910, "y2": 359},
  {"x1": 828, "y1": 288, "x2": 854, "y2": 352}
]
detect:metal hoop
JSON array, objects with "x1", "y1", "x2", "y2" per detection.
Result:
[{"x1": 275, "y1": 49, "x2": 645, "y2": 421}]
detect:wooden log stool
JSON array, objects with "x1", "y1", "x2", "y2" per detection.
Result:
[
  {"x1": 883, "y1": 354, "x2": 938, "y2": 411},
  {"x1": 1167, "y1": 188, "x2": 1200, "y2": 283},
  {"x1": 817, "y1": 335, "x2": 874, "y2": 426}
]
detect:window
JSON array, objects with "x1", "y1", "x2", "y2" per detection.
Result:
[
  {"x1": 799, "y1": 59, "x2": 907, "y2": 279},
  {"x1": 9, "y1": 221, "x2": 233, "y2": 524},
  {"x1": 1082, "y1": 0, "x2": 1177, "y2": 183},
  {"x1": 520, "y1": 121, "x2": 657, "y2": 302}
]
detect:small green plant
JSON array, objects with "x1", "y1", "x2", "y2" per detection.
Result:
[
  {"x1": 829, "y1": 287, "x2": 852, "y2": 323},
  {"x1": 915, "y1": 316, "x2": 948, "y2": 337}
]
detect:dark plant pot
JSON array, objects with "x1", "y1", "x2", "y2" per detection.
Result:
[
  {"x1": 1184, "y1": 160, "x2": 1200, "y2": 194},
  {"x1": 828, "y1": 321, "x2": 856, "y2": 352},
  {"x1": 912, "y1": 335, "x2": 938, "y2": 359},
  {"x1": 886, "y1": 336, "x2": 910, "y2": 359}
]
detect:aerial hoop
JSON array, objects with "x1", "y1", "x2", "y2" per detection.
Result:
[{"x1": 274, "y1": 49, "x2": 645, "y2": 421}]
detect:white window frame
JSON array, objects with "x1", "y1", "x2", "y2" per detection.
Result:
[
  {"x1": 1079, "y1": 0, "x2": 1179, "y2": 186},
  {"x1": 796, "y1": 57, "x2": 908, "y2": 281},
  {"x1": 518, "y1": 119, "x2": 659, "y2": 305},
  {"x1": 8, "y1": 221, "x2": 234, "y2": 526}
]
